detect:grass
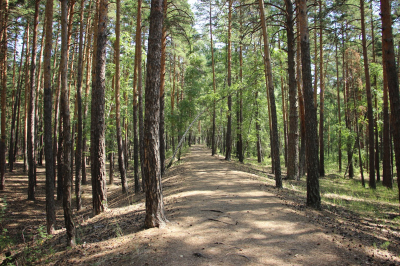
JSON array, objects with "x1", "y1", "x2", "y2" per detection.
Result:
[{"x1": 241, "y1": 153, "x2": 400, "y2": 228}]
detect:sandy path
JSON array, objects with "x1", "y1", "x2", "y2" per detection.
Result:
[{"x1": 106, "y1": 145, "x2": 366, "y2": 266}]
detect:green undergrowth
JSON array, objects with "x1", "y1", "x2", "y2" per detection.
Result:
[{"x1": 241, "y1": 154, "x2": 400, "y2": 228}]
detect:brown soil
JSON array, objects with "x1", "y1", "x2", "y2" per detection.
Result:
[{"x1": 1, "y1": 145, "x2": 399, "y2": 265}]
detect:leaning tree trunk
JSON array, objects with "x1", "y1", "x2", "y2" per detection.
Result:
[
  {"x1": 258, "y1": 0, "x2": 282, "y2": 188},
  {"x1": 144, "y1": 0, "x2": 168, "y2": 228},
  {"x1": 91, "y1": 0, "x2": 108, "y2": 215},
  {"x1": 298, "y1": 0, "x2": 321, "y2": 209}
]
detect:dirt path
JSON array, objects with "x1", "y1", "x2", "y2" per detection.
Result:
[
  {"x1": 3, "y1": 145, "x2": 398, "y2": 265},
  {"x1": 69, "y1": 145, "x2": 384, "y2": 266}
]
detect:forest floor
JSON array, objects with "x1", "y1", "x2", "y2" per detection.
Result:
[{"x1": 1, "y1": 145, "x2": 400, "y2": 265}]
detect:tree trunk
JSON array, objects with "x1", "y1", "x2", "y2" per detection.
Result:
[
  {"x1": 9, "y1": 29, "x2": 25, "y2": 172},
  {"x1": 225, "y1": 0, "x2": 232, "y2": 161},
  {"x1": 60, "y1": 0, "x2": 75, "y2": 246},
  {"x1": 0, "y1": 0, "x2": 8, "y2": 189},
  {"x1": 23, "y1": 24, "x2": 30, "y2": 173},
  {"x1": 336, "y1": 31, "x2": 342, "y2": 172},
  {"x1": 82, "y1": 5, "x2": 94, "y2": 186},
  {"x1": 44, "y1": 0, "x2": 56, "y2": 234},
  {"x1": 75, "y1": 0, "x2": 85, "y2": 211},
  {"x1": 210, "y1": 0, "x2": 217, "y2": 156},
  {"x1": 382, "y1": 60, "x2": 392, "y2": 188},
  {"x1": 360, "y1": 0, "x2": 375, "y2": 189},
  {"x1": 318, "y1": 0, "x2": 325, "y2": 177},
  {"x1": 109, "y1": 152, "x2": 113, "y2": 184},
  {"x1": 91, "y1": 0, "x2": 108, "y2": 215},
  {"x1": 115, "y1": 0, "x2": 128, "y2": 194},
  {"x1": 286, "y1": 0, "x2": 298, "y2": 180},
  {"x1": 298, "y1": 0, "x2": 321, "y2": 209},
  {"x1": 159, "y1": 0, "x2": 167, "y2": 177},
  {"x1": 139, "y1": 36, "x2": 144, "y2": 191},
  {"x1": 27, "y1": 0, "x2": 40, "y2": 200},
  {"x1": 144, "y1": 0, "x2": 167, "y2": 228},
  {"x1": 297, "y1": 14, "x2": 306, "y2": 179},
  {"x1": 133, "y1": 0, "x2": 142, "y2": 193},
  {"x1": 255, "y1": 91, "x2": 262, "y2": 163},
  {"x1": 237, "y1": 5, "x2": 243, "y2": 163},
  {"x1": 258, "y1": 0, "x2": 282, "y2": 188},
  {"x1": 380, "y1": 0, "x2": 400, "y2": 212}
]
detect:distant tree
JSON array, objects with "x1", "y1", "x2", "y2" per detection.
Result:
[
  {"x1": 115, "y1": 0, "x2": 128, "y2": 194},
  {"x1": 225, "y1": 0, "x2": 232, "y2": 161}
]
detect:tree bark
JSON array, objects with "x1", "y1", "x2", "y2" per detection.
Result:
[
  {"x1": 139, "y1": 36, "x2": 144, "y2": 191},
  {"x1": 225, "y1": 0, "x2": 232, "y2": 161},
  {"x1": 237, "y1": 6, "x2": 243, "y2": 163},
  {"x1": 144, "y1": 0, "x2": 167, "y2": 228},
  {"x1": 23, "y1": 23, "x2": 30, "y2": 173},
  {"x1": 286, "y1": 0, "x2": 298, "y2": 180},
  {"x1": 360, "y1": 0, "x2": 375, "y2": 189},
  {"x1": 296, "y1": 12, "x2": 306, "y2": 179},
  {"x1": 382, "y1": 60, "x2": 392, "y2": 188},
  {"x1": 10, "y1": 29, "x2": 24, "y2": 173},
  {"x1": 380, "y1": 0, "x2": 400, "y2": 211},
  {"x1": 27, "y1": 0, "x2": 40, "y2": 200},
  {"x1": 159, "y1": 0, "x2": 167, "y2": 177},
  {"x1": 298, "y1": 0, "x2": 321, "y2": 209},
  {"x1": 0, "y1": 0, "x2": 8, "y2": 190},
  {"x1": 258, "y1": 0, "x2": 282, "y2": 188},
  {"x1": 91, "y1": 0, "x2": 108, "y2": 215},
  {"x1": 44, "y1": 0, "x2": 56, "y2": 234},
  {"x1": 210, "y1": 0, "x2": 217, "y2": 156},
  {"x1": 60, "y1": 0, "x2": 75, "y2": 246},
  {"x1": 318, "y1": 0, "x2": 325, "y2": 177},
  {"x1": 335, "y1": 30, "x2": 342, "y2": 172},
  {"x1": 133, "y1": 0, "x2": 142, "y2": 193},
  {"x1": 75, "y1": 0, "x2": 85, "y2": 211}
]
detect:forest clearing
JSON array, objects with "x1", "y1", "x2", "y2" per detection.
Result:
[{"x1": 0, "y1": 145, "x2": 399, "y2": 265}]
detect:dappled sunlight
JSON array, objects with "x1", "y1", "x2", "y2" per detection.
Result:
[{"x1": 3, "y1": 146, "x2": 399, "y2": 265}]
